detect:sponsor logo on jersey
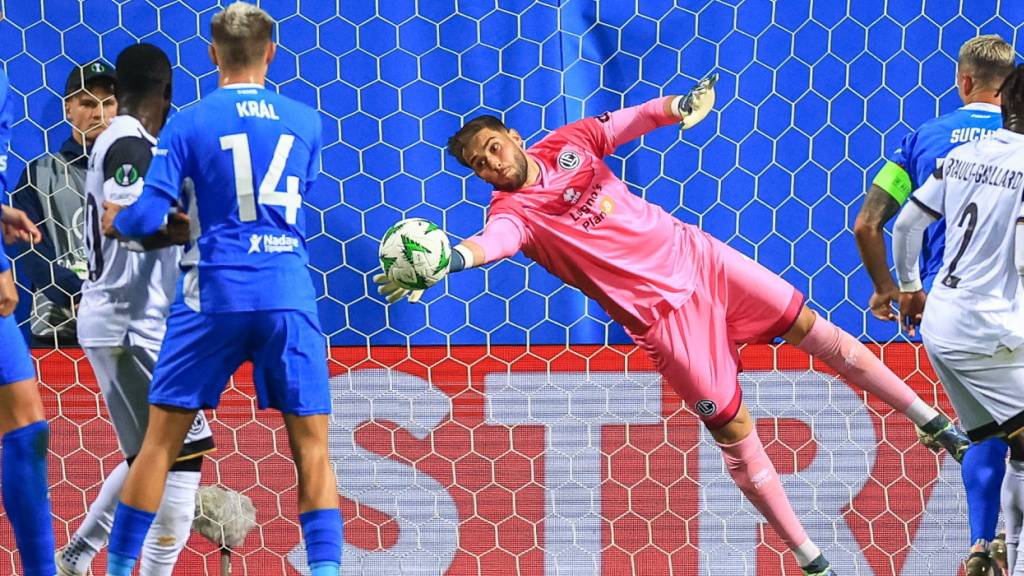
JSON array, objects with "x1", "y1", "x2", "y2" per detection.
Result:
[
  {"x1": 114, "y1": 163, "x2": 139, "y2": 186},
  {"x1": 569, "y1": 190, "x2": 611, "y2": 231},
  {"x1": 248, "y1": 233, "x2": 300, "y2": 254},
  {"x1": 235, "y1": 99, "x2": 280, "y2": 120},
  {"x1": 949, "y1": 127, "x2": 995, "y2": 144},
  {"x1": 562, "y1": 187, "x2": 581, "y2": 204},
  {"x1": 557, "y1": 150, "x2": 581, "y2": 171}
]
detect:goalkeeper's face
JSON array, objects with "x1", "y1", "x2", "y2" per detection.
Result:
[{"x1": 464, "y1": 127, "x2": 530, "y2": 191}]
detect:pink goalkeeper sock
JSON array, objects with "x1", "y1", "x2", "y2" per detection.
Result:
[
  {"x1": 796, "y1": 314, "x2": 918, "y2": 414},
  {"x1": 718, "y1": 430, "x2": 812, "y2": 553}
]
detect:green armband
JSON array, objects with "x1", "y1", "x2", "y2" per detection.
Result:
[{"x1": 872, "y1": 161, "x2": 913, "y2": 205}]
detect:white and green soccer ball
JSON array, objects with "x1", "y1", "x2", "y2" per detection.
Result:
[{"x1": 379, "y1": 218, "x2": 451, "y2": 290}]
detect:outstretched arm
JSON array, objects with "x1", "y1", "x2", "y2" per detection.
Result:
[
  {"x1": 453, "y1": 215, "x2": 525, "y2": 270},
  {"x1": 376, "y1": 214, "x2": 527, "y2": 304},
  {"x1": 581, "y1": 73, "x2": 718, "y2": 156}
]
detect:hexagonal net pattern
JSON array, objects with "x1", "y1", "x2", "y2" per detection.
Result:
[{"x1": 0, "y1": 0, "x2": 1007, "y2": 574}]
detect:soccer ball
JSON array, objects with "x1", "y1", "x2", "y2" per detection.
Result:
[{"x1": 379, "y1": 218, "x2": 452, "y2": 290}]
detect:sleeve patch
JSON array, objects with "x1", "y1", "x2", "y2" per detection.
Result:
[
  {"x1": 872, "y1": 160, "x2": 913, "y2": 205},
  {"x1": 113, "y1": 163, "x2": 141, "y2": 186},
  {"x1": 102, "y1": 136, "x2": 153, "y2": 185}
]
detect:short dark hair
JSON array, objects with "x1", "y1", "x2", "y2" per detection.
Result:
[
  {"x1": 115, "y1": 43, "x2": 171, "y2": 100},
  {"x1": 998, "y1": 64, "x2": 1024, "y2": 119},
  {"x1": 447, "y1": 115, "x2": 508, "y2": 168},
  {"x1": 211, "y1": 2, "x2": 275, "y2": 71}
]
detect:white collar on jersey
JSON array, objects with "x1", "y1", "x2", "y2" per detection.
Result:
[
  {"x1": 961, "y1": 102, "x2": 1001, "y2": 113},
  {"x1": 222, "y1": 83, "x2": 265, "y2": 89}
]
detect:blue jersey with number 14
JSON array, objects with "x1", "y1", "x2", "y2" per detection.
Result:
[{"x1": 143, "y1": 84, "x2": 322, "y2": 313}]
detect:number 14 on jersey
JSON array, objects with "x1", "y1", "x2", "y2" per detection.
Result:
[{"x1": 220, "y1": 132, "x2": 303, "y2": 224}]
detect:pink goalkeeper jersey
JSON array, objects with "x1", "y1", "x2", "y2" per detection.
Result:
[{"x1": 474, "y1": 98, "x2": 703, "y2": 334}]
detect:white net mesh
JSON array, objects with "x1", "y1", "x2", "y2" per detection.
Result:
[{"x1": 0, "y1": 0, "x2": 1007, "y2": 574}]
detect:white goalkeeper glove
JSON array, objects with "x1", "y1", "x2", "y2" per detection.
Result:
[
  {"x1": 675, "y1": 72, "x2": 718, "y2": 131},
  {"x1": 373, "y1": 273, "x2": 424, "y2": 304}
]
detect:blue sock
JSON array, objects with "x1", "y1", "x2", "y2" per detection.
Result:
[
  {"x1": 107, "y1": 502, "x2": 157, "y2": 576},
  {"x1": 300, "y1": 508, "x2": 343, "y2": 574},
  {"x1": 2, "y1": 420, "x2": 55, "y2": 576},
  {"x1": 962, "y1": 436, "x2": 1008, "y2": 543},
  {"x1": 310, "y1": 562, "x2": 341, "y2": 576}
]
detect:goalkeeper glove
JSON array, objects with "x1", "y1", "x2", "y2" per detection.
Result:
[
  {"x1": 676, "y1": 72, "x2": 718, "y2": 131},
  {"x1": 373, "y1": 273, "x2": 424, "y2": 304}
]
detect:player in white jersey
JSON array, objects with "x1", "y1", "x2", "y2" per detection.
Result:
[
  {"x1": 57, "y1": 44, "x2": 215, "y2": 576},
  {"x1": 893, "y1": 63, "x2": 1024, "y2": 575}
]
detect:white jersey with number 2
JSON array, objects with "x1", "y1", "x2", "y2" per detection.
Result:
[{"x1": 911, "y1": 127, "x2": 1024, "y2": 354}]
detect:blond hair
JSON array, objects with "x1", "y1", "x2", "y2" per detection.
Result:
[
  {"x1": 959, "y1": 34, "x2": 1016, "y2": 89},
  {"x1": 210, "y1": 2, "x2": 274, "y2": 70}
]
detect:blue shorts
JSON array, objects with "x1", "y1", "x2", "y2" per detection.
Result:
[
  {"x1": 0, "y1": 314, "x2": 34, "y2": 386},
  {"x1": 149, "y1": 304, "x2": 331, "y2": 415}
]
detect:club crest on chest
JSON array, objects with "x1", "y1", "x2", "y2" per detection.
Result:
[{"x1": 557, "y1": 150, "x2": 581, "y2": 171}]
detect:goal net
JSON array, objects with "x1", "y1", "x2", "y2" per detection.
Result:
[{"x1": 0, "y1": 0, "x2": 996, "y2": 574}]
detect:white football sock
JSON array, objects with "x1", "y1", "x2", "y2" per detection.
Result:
[
  {"x1": 59, "y1": 460, "x2": 130, "y2": 573},
  {"x1": 139, "y1": 470, "x2": 201, "y2": 576},
  {"x1": 1003, "y1": 459, "x2": 1024, "y2": 576}
]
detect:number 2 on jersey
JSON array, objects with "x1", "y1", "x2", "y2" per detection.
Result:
[
  {"x1": 942, "y1": 201, "x2": 978, "y2": 289},
  {"x1": 220, "y1": 133, "x2": 302, "y2": 224}
]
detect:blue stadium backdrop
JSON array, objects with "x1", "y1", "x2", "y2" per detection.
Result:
[
  {"x1": 5, "y1": 0, "x2": 1020, "y2": 346},
  {"x1": 1, "y1": 1, "x2": 1021, "y2": 575}
]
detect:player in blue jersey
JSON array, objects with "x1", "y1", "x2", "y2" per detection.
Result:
[
  {"x1": 0, "y1": 67, "x2": 56, "y2": 576},
  {"x1": 853, "y1": 34, "x2": 1016, "y2": 575},
  {"x1": 97, "y1": 4, "x2": 341, "y2": 576}
]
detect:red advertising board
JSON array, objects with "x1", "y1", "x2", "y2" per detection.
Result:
[{"x1": 0, "y1": 344, "x2": 964, "y2": 575}]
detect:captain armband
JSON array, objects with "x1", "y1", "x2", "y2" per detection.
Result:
[{"x1": 871, "y1": 161, "x2": 913, "y2": 205}]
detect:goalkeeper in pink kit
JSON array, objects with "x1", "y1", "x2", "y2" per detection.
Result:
[{"x1": 375, "y1": 75, "x2": 968, "y2": 576}]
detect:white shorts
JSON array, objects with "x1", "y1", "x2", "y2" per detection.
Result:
[
  {"x1": 923, "y1": 341, "x2": 1024, "y2": 440},
  {"x1": 84, "y1": 344, "x2": 214, "y2": 459}
]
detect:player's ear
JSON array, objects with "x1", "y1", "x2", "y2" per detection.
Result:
[
  {"x1": 265, "y1": 42, "x2": 276, "y2": 66},
  {"x1": 961, "y1": 72, "x2": 974, "y2": 96},
  {"x1": 208, "y1": 44, "x2": 219, "y2": 69},
  {"x1": 508, "y1": 128, "x2": 523, "y2": 147},
  {"x1": 63, "y1": 96, "x2": 73, "y2": 122}
]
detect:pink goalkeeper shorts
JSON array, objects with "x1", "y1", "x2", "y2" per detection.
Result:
[{"x1": 633, "y1": 230, "x2": 804, "y2": 429}]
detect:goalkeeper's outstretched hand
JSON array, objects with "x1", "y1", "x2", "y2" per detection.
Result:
[
  {"x1": 373, "y1": 273, "x2": 425, "y2": 304},
  {"x1": 677, "y1": 72, "x2": 718, "y2": 131}
]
